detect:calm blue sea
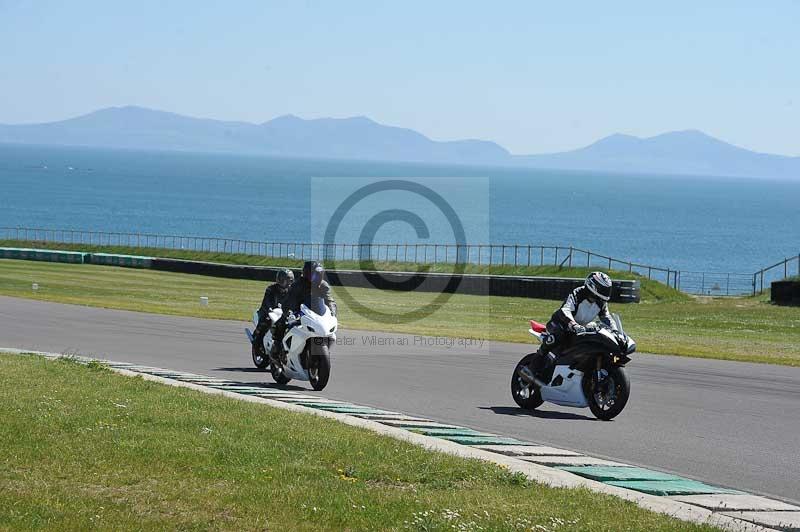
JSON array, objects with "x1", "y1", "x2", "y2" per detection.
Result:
[{"x1": 1, "y1": 143, "x2": 798, "y2": 273}]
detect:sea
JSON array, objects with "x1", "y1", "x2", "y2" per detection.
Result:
[{"x1": 1, "y1": 143, "x2": 799, "y2": 275}]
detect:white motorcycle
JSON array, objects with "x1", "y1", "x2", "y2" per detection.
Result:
[
  {"x1": 245, "y1": 297, "x2": 337, "y2": 391},
  {"x1": 511, "y1": 314, "x2": 636, "y2": 420}
]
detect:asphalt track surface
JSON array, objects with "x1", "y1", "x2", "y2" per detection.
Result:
[{"x1": 2, "y1": 295, "x2": 798, "y2": 505}]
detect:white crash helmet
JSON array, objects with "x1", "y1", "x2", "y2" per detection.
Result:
[{"x1": 585, "y1": 271, "x2": 613, "y2": 301}]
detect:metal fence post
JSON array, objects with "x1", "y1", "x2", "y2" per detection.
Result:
[{"x1": 568, "y1": 246, "x2": 573, "y2": 268}]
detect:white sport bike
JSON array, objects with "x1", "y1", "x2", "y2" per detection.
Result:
[{"x1": 245, "y1": 297, "x2": 338, "y2": 391}]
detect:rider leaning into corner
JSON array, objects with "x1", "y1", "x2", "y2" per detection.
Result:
[
  {"x1": 251, "y1": 268, "x2": 294, "y2": 355},
  {"x1": 270, "y1": 261, "x2": 337, "y2": 357},
  {"x1": 531, "y1": 271, "x2": 617, "y2": 380}
]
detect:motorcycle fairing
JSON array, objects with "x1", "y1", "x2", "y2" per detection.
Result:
[
  {"x1": 282, "y1": 303, "x2": 337, "y2": 381},
  {"x1": 539, "y1": 366, "x2": 588, "y2": 407}
]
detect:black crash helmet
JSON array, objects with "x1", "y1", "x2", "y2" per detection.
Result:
[
  {"x1": 276, "y1": 268, "x2": 294, "y2": 288},
  {"x1": 302, "y1": 261, "x2": 324, "y2": 286}
]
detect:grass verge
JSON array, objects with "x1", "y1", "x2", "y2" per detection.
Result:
[
  {"x1": 0, "y1": 239, "x2": 687, "y2": 302},
  {"x1": 1, "y1": 259, "x2": 798, "y2": 366},
  {"x1": 0, "y1": 353, "x2": 718, "y2": 531}
]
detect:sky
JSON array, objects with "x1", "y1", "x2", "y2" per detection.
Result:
[{"x1": 1, "y1": 1, "x2": 798, "y2": 155}]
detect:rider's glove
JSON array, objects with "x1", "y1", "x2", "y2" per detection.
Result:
[{"x1": 570, "y1": 323, "x2": 587, "y2": 335}]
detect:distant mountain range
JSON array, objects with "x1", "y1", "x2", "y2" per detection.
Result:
[{"x1": 1, "y1": 106, "x2": 798, "y2": 179}]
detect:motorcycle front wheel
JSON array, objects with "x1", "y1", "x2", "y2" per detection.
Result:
[
  {"x1": 307, "y1": 341, "x2": 331, "y2": 391},
  {"x1": 584, "y1": 366, "x2": 630, "y2": 420},
  {"x1": 511, "y1": 353, "x2": 544, "y2": 409}
]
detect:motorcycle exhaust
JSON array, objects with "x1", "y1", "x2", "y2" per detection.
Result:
[{"x1": 517, "y1": 366, "x2": 548, "y2": 388}]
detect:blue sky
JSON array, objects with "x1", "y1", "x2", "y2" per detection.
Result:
[{"x1": 1, "y1": 1, "x2": 798, "y2": 155}]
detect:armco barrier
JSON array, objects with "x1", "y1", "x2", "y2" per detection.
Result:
[
  {"x1": 0, "y1": 247, "x2": 87, "y2": 264},
  {"x1": 0, "y1": 250, "x2": 640, "y2": 303},
  {"x1": 151, "y1": 258, "x2": 640, "y2": 303},
  {"x1": 88, "y1": 253, "x2": 152, "y2": 268},
  {"x1": 327, "y1": 270, "x2": 639, "y2": 303},
  {"x1": 150, "y1": 257, "x2": 277, "y2": 280},
  {"x1": 771, "y1": 280, "x2": 800, "y2": 306}
]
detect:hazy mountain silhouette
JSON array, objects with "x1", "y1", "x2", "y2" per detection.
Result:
[
  {"x1": 514, "y1": 130, "x2": 800, "y2": 179},
  {"x1": 0, "y1": 106, "x2": 509, "y2": 165},
  {"x1": 1, "y1": 106, "x2": 798, "y2": 178}
]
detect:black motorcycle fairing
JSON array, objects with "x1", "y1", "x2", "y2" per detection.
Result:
[{"x1": 553, "y1": 329, "x2": 631, "y2": 371}]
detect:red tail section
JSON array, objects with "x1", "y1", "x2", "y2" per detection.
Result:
[{"x1": 529, "y1": 320, "x2": 547, "y2": 333}]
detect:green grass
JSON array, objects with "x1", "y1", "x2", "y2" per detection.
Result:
[
  {"x1": 1, "y1": 259, "x2": 799, "y2": 366},
  {"x1": 0, "y1": 353, "x2": 718, "y2": 531},
  {"x1": 0, "y1": 239, "x2": 687, "y2": 303}
]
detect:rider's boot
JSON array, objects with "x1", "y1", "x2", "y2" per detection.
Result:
[
  {"x1": 538, "y1": 353, "x2": 558, "y2": 384},
  {"x1": 252, "y1": 322, "x2": 265, "y2": 345},
  {"x1": 531, "y1": 333, "x2": 559, "y2": 383},
  {"x1": 270, "y1": 325, "x2": 285, "y2": 362}
]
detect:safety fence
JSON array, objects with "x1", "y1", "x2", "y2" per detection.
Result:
[{"x1": 2, "y1": 226, "x2": 796, "y2": 296}]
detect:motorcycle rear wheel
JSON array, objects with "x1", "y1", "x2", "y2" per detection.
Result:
[
  {"x1": 585, "y1": 366, "x2": 630, "y2": 420},
  {"x1": 251, "y1": 342, "x2": 269, "y2": 370},
  {"x1": 511, "y1": 353, "x2": 544, "y2": 409}
]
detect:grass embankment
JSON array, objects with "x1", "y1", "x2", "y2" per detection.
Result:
[
  {"x1": 0, "y1": 354, "x2": 716, "y2": 531},
  {"x1": 1, "y1": 259, "x2": 798, "y2": 366},
  {"x1": 0, "y1": 239, "x2": 685, "y2": 303}
]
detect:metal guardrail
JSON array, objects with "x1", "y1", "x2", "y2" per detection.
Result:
[
  {"x1": 753, "y1": 255, "x2": 800, "y2": 295},
  {"x1": 1, "y1": 226, "x2": 796, "y2": 296}
]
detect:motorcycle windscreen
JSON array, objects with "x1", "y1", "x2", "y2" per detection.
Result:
[
  {"x1": 612, "y1": 313, "x2": 625, "y2": 334},
  {"x1": 304, "y1": 295, "x2": 327, "y2": 316}
]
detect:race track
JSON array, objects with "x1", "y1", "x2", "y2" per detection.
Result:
[{"x1": 2, "y1": 295, "x2": 798, "y2": 505}]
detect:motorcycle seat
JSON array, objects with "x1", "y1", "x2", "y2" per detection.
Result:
[{"x1": 529, "y1": 320, "x2": 547, "y2": 333}]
